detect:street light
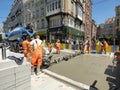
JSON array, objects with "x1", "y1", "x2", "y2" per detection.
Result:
[
  {"x1": 27, "y1": 9, "x2": 33, "y2": 18},
  {"x1": 27, "y1": 9, "x2": 37, "y2": 30}
]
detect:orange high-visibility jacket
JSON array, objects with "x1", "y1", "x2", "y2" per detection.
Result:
[
  {"x1": 22, "y1": 40, "x2": 30, "y2": 57},
  {"x1": 56, "y1": 42, "x2": 60, "y2": 49},
  {"x1": 31, "y1": 40, "x2": 43, "y2": 67},
  {"x1": 103, "y1": 41, "x2": 108, "y2": 48}
]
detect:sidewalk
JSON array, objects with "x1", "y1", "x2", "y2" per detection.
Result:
[{"x1": 31, "y1": 72, "x2": 78, "y2": 90}]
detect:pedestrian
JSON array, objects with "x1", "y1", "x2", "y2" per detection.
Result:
[
  {"x1": 87, "y1": 40, "x2": 91, "y2": 53},
  {"x1": 48, "y1": 42, "x2": 53, "y2": 53},
  {"x1": 22, "y1": 35, "x2": 31, "y2": 62},
  {"x1": 91, "y1": 39, "x2": 96, "y2": 51},
  {"x1": 84, "y1": 38, "x2": 89, "y2": 53},
  {"x1": 30, "y1": 34, "x2": 44, "y2": 75},
  {"x1": 102, "y1": 39, "x2": 109, "y2": 54},
  {"x1": 55, "y1": 39, "x2": 61, "y2": 54},
  {"x1": 42, "y1": 39, "x2": 46, "y2": 47},
  {"x1": 79, "y1": 39, "x2": 84, "y2": 54}
]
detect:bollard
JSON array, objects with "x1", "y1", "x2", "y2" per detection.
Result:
[{"x1": 2, "y1": 45, "x2": 6, "y2": 60}]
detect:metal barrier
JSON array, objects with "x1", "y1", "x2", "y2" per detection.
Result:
[
  {"x1": 2, "y1": 44, "x2": 6, "y2": 60},
  {"x1": 61, "y1": 44, "x2": 119, "y2": 53}
]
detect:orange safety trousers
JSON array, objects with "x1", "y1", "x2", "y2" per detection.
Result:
[
  {"x1": 31, "y1": 44, "x2": 43, "y2": 67},
  {"x1": 87, "y1": 45, "x2": 91, "y2": 53},
  {"x1": 56, "y1": 43, "x2": 60, "y2": 53}
]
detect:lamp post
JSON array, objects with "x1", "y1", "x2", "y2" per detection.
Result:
[
  {"x1": 27, "y1": 9, "x2": 36, "y2": 30},
  {"x1": 27, "y1": 9, "x2": 33, "y2": 19}
]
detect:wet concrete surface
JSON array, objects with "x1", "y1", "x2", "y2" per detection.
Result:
[{"x1": 47, "y1": 53, "x2": 114, "y2": 90}]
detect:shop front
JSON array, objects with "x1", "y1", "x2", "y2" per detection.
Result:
[
  {"x1": 36, "y1": 30, "x2": 47, "y2": 40},
  {"x1": 47, "y1": 26, "x2": 84, "y2": 43}
]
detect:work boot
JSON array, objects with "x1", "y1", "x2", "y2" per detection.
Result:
[
  {"x1": 36, "y1": 66, "x2": 40, "y2": 75},
  {"x1": 31, "y1": 66, "x2": 35, "y2": 75}
]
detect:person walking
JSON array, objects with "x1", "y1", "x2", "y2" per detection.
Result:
[
  {"x1": 84, "y1": 38, "x2": 89, "y2": 53},
  {"x1": 22, "y1": 36, "x2": 31, "y2": 61},
  {"x1": 79, "y1": 39, "x2": 84, "y2": 53},
  {"x1": 30, "y1": 34, "x2": 43, "y2": 75},
  {"x1": 55, "y1": 39, "x2": 61, "y2": 54}
]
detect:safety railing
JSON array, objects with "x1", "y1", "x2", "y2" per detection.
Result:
[{"x1": 50, "y1": 43, "x2": 120, "y2": 53}]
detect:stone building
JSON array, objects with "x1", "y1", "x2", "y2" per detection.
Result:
[
  {"x1": 97, "y1": 18, "x2": 114, "y2": 38},
  {"x1": 3, "y1": 0, "x2": 23, "y2": 33},
  {"x1": 114, "y1": 5, "x2": 120, "y2": 40},
  {"x1": 84, "y1": 0, "x2": 92, "y2": 40},
  {"x1": 23, "y1": 0, "x2": 48, "y2": 39},
  {"x1": 46, "y1": 0, "x2": 85, "y2": 43},
  {"x1": 3, "y1": 0, "x2": 93, "y2": 43},
  {"x1": 91, "y1": 19, "x2": 97, "y2": 40}
]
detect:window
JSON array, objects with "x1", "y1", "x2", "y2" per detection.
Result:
[
  {"x1": 47, "y1": 5, "x2": 49, "y2": 12},
  {"x1": 32, "y1": 1, "x2": 34, "y2": 7},
  {"x1": 117, "y1": 19, "x2": 119, "y2": 26},
  {"x1": 71, "y1": 1, "x2": 74, "y2": 13},
  {"x1": 55, "y1": 1, "x2": 57, "y2": 9},
  {"x1": 41, "y1": 8, "x2": 44, "y2": 16},
  {"x1": 37, "y1": 20, "x2": 39, "y2": 29},
  {"x1": 41, "y1": 19, "x2": 44, "y2": 28},
  {"x1": 50, "y1": 20, "x2": 52, "y2": 27},
  {"x1": 52, "y1": 2, "x2": 54, "y2": 10},
  {"x1": 50, "y1": 4, "x2": 52, "y2": 11},
  {"x1": 36, "y1": 10, "x2": 39, "y2": 17},
  {"x1": 58, "y1": 0, "x2": 60, "y2": 8}
]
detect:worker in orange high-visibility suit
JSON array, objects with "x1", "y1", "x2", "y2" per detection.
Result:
[
  {"x1": 55, "y1": 40, "x2": 61, "y2": 54},
  {"x1": 48, "y1": 42, "x2": 53, "y2": 53},
  {"x1": 87, "y1": 40, "x2": 91, "y2": 53},
  {"x1": 103, "y1": 39, "x2": 109, "y2": 54},
  {"x1": 30, "y1": 35, "x2": 43, "y2": 75},
  {"x1": 22, "y1": 36, "x2": 31, "y2": 61}
]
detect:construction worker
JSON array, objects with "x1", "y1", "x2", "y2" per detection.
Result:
[
  {"x1": 55, "y1": 39, "x2": 61, "y2": 54},
  {"x1": 30, "y1": 34, "x2": 43, "y2": 75},
  {"x1": 22, "y1": 36, "x2": 31, "y2": 61},
  {"x1": 102, "y1": 39, "x2": 109, "y2": 54},
  {"x1": 87, "y1": 40, "x2": 91, "y2": 53},
  {"x1": 48, "y1": 42, "x2": 53, "y2": 53}
]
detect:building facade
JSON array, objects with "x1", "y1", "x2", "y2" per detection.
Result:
[
  {"x1": 46, "y1": 0, "x2": 85, "y2": 43},
  {"x1": 3, "y1": 0, "x2": 93, "y2": 43},
  {"x1": 114, "y1": 5, "x2": 120, "y2": 40},
  {"x1": 91, "y1": 19, "x2": 97, "y2": 40},
  {"x1": 23, "y1": 0, "x2": 48, "y2": 39},
  {"x1": 3, "y1": 0, "x2": 23, "y2": 33},
  {"x1": 97, "y1": 18, "x2": 114, "y2": 40},
  {"x1": 84, "y1": 0, "x2": 92, "y2": 40},
  {"x1": 97, "y1": 24, "x2": 104, "y2": 39}
]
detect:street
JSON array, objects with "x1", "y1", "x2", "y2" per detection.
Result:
[
  {"x1": 47, "y1": 53, "x2": 113, "y2": 90},
  {"x1": 0, "y1": 48, "x2": 120, "y2": 90}
]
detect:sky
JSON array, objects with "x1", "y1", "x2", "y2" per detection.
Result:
[
  {"x1": 0, "y1": 0, "x2": 14, "y2": 28},
  {"x1": 92, "y1": 0, "x2": 120, "y2": 25},
  {"x1": 0, "y1": 0, "x2": 120, "y2": 28}
]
